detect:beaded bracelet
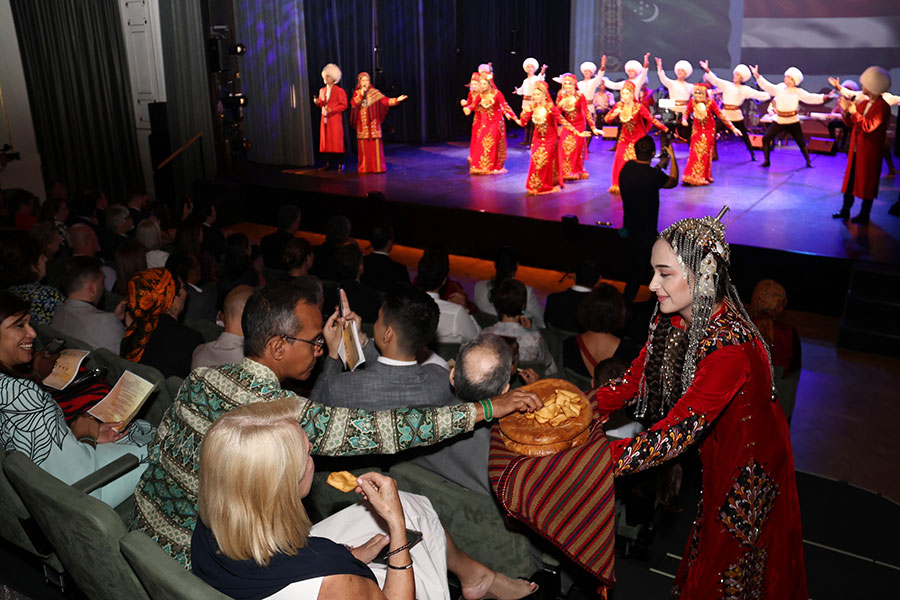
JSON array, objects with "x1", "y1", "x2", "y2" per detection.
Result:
[
  {"x1": 479, "y1": 398, "x2": 493, "y2": 422},
  {"x1": 387, "y1": 561, "x2": 413, "y2": 571}
]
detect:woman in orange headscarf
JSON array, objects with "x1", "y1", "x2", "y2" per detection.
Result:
[{"x1": 349, "y1": 72, "x2": 408, "y2": 174}]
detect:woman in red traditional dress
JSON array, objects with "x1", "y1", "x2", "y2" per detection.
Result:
[
  {"x1": 596, "y1": 212, "x2": 808, "y2": 598},
  {"x1": 462, "y1": 72, "x2": 516, "y2": 175},
  {"x1": 556, "y1": 73, "x2": 600, "y2": 181},
  {"x1": 681, "y1": 83, "x2": 742, "y2": 186},
  {"x1": 312, "y1": 63, "x2": 348, "y2": 171},
  {"x1": 349, "y1": 72, "x2": 408, "y2": 174},
  {"x1": 604, "y1": 81, "x2": 667, "y2": 194},
  {"x1": 515, "y1": 81, "x2": 590, "y2": 195}
]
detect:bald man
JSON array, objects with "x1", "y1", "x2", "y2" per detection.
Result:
[{"x1": 190, "y1": 285, "x2": 254, "y2": 370}]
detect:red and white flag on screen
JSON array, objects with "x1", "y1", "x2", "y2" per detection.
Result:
[{"x1": 742, "y1": 0, "x2": 900, "y2": 75}]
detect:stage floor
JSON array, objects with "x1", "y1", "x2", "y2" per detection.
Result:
[{"x1": 279, "y1": 131, "x2": 900, "y2": 264}]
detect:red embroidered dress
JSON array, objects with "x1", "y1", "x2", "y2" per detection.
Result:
[
  {"x1": 604, "y1": 82, "x2": 666, "y2": 194},
  {"x1": 350, "y1": 72, "x2": 402, "y2": 174},
  {"x1": 597, "y1": 301, "x2": 808, "y2": 598},
  {"x1": 682, "y1": 95, "x2": 734, "y2": 186},
  {"x1": 519, "y1": 83, "x2": 584, "y2": 195},
  {"x1": 465, "y1": 85, "x2": 515, "y2": 175},
  {"x1": 556, "y1": 80, "x2": 596, "y2": 180}
]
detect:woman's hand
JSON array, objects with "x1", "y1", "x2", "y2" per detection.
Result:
[
  {"x1": 70, "y1": 414, "x2": 100, "y2": 443},
  {"x1": 518, "y1": 368, "x2": 539, "y2": 385},
  {"x1": 349, "y1": 534, "x2": 390, "y2": 564},
  {"x1": 97, "y1": 421, "x2": 126, "y2": 443},
  {"x1": 397, "y1": 94, "x2": 409, "y2": 103},
  {"x1": 460, "y1": 99, "x2": 467, "y2": 107},
  {"x1": 749, "y1": 64, "x2": 760, "y2": 79},
  {"x1": 699, "y1": 59, "x2": 709, "y2": 72},
  {"x1": 356, "y1": 472, "x2": 406, "y2": 533},
  {"x1": 32, "y1": 349, "x2": 59, "y2": 380}
]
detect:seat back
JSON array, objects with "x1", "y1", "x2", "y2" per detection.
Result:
[
  {"x1": 431, "y1": 341, "x2": 461, "y2": 362},
  {"x1": 121, "y1": 530, "x2": 232, "y2": 599},
  {"x1": 184, "y1": 318, "x2": 225, "y2": 343},
  {"x1": 4, "y1": 452, "x2": 150, "y2": 600},
  {"x1": 88, "y1": 348, "x2": 172, "y2": 426},
  {"x1": 33, "y1": 322, "x2": 93, "y2": 352},
  {"x1": 563, "y1": 366, "x2": 593, "y2": 392}
]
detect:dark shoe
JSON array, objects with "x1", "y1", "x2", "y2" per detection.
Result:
[
  {"x1": 750, "y1": 154, "x2": 757, "y2": 162},
  {"x1": 805, "y1": 161, "x2": 813, "y2": 168},
  {"x1": 832, "y1": 211, "x2": 850, "y2": 220},
  {"x1": 888, "y1": 202, "x2": 900, "y2": 217},
  {"x1": 850, "y1": 214, "x2": 870, "y2": 225},
  {"x1": 760, "y1": 161, "x2": 770, "y2": 167}
]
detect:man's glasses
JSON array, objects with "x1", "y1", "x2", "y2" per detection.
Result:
[{"x1": 282, "y1": 333, "x2": 326, "y2": 352}]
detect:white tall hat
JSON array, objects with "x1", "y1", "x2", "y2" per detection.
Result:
[
  {"x1": 580, "y1": 61, "x2": 597, "y2": 74},
  {"x1": 624, "y1": 59, "x2": 642, "y2": 75},
  {"x1": 784, "y1": 67, "x2": 803, "y2": 85},
  {"x1": 840, "y1": 80, "x2": 858, "y2": 91},
  {"x1": 523, "y1": 58, "x2": 539, "y2": 71},
  {"x1": 860, "y1": 66, "x2": 891, "y2": 95},
  {"x1": 733, "y1": 64, "x2": 751, "y2": 82},
  {"x1": 674, "y1": 60, "x2": 693, "y2": 78}
]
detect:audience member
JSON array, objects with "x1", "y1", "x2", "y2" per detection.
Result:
[
  {"x1": 412, "y1": 334, "x2": 515, "y2": 496},
  {"x1": 192, "y1": 399, "x2": 536, "y2": 600},
  {"x1": 29, "y1": 221, "x2": 63, "y2": 261},
  {"x1": 283, "y1": 237, "x2": 314, "y2": 278},
  {"x1": 126, "y1": 191, "x2": 149, "y2": 228},
  {"x1": 121, "y1": 268, "x2": 203, "y2": 379},
  {"x1": 544, "y1": 258, "x2": 602, "y2": 332},
  {"x1": 562, "y1": 284, "x2": 640, "y2": 380},
  {"x1": 361, "y1": 221, "x2": 410, "y2": 291},
  {"x1": 37, "y1": 198, "x2": 69, "y2": 246},
  {"x1": 10, "y1": 190, "x2": 38, "y2": 232},
  {"x1": 310, "y1": 215, "x2": 352, "y2": 281},
  {"x1": 619, "y1": 135, "x2": 678, "y2": 303},
  {"x1": 322, "y1": 243, "x2": 382, "y2": 323},
  {"x1": 2, "y1": 234, "x2": 65, "y2": 325},
  {"x1": 135, "y1": 218, "x2": 169, "y2": 268},
  {"x1": 474, "y1": 246, "x2": 545, "y2": 328},
  {"x1": 195, "y1": 200, "x2": 225, "y2": 263},
  {"x1": 112, "y1": 240, "x2": 148, "y2": 296},
  {"x1": 66, "y1": 223, "x2": 117, "y2": 291},
  {"x1": 412, "y1": 245, "x2": 478, "y2": 315},
  {"x1": 52, "y1": 256, "x2": 126, "y2": 353},
  {"x1": 750, "y1": 279, "x2": 802, "y2": 424},
  {"x1": 102, "y1": 205, "x2": 134, "y2": 262},
  {"x1": 483, "y1": 278, "x2": 556, "y2": 375},
  {"x1": 191, "y1": 285, "x2": 252, "y2": 370},
  {"x1": 217, "y1": 233, "x2": 260, "y2": 308},
  {"x1": 166, "y1": 252, "x2": 217, "y2": 323},
  {"x1": 71, "y1": 189, "x2": 107, "y2": 236},
  {"x1": 131, "y1": 282, "x2": 539, "y2": 568},
  {"x1": 260, "y1": 204, "x2": 301, "y2": 269},
  {"x1": 417, "y1": 247, "x2": 480, "y2": 344},
  {"x1": 311, "y1": 285, "x2": 448, "y2": 409},
  {"x1": 0, "y1": 291, "x2": 153, "y2": 507}
]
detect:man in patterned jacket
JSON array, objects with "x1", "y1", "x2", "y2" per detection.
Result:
[{"x1": 131, "y1": 282, "x2": 539, "y2": 568}]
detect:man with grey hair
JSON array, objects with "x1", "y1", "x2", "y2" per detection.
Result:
[
  {"x1": 101, "y1": 204, "x2": 133, "y2": 261},
  {"x1": 412, "y1": 333, "x2": 515, "y2": 496}
]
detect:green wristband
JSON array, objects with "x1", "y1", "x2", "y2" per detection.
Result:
[{"x1": 480, "y1": 398, "x2": 493, "y2": 422}]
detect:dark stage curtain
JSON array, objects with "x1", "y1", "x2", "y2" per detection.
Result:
[
  {"x1": 10, "y1": 0, "x2": 143, "y2": 201},
  {"x1": 158, "y1": 0, "x2": 217, "y2": 197},
  {"x1": 303, "y1": 0, "x2": 571, "y2": 148}
]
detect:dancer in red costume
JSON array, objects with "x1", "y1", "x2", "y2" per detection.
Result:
[
  {"x1": 604, "y1": 81, "x2": 667, "y2": 194},
  {"x1": 349, "y1": 72, "x2": 408, "y2": 174},
  {"x1": 313, "y1": 63, "x2": 348, "y2": 171},
  {"x1": 462, "y1": 72, "x2": 516, "y2": 175},
  {"x1": 514, "y1": 82, "x2": 591, "y2": 195},
  {"x1": 681, "y1": 83, "x2": 742, "y2": 186},
  {"x1": 556, "y1": 73, "x2": 601, "y2": 180}
]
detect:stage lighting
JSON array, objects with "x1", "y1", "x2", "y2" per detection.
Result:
[
  {"x1": 223, "y1": 94, "x2": 248, "y2": 109},
  {"x1": 230, "y1": 43, "x2": 247, "y2": 56}
]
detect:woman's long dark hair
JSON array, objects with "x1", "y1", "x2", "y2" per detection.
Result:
[{"x1": 488, "y1": 246, "x2": 519, "y2": 305}]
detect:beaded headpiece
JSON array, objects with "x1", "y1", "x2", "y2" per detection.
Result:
[{"x1": 635, "y1": 207, "x2": 774, "y2": 418}]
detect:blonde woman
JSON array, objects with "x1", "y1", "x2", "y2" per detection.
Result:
[{"x1": 193, "y1": 398, "x2": 538, "y2": 600}]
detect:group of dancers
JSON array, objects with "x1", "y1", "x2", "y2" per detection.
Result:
[{"x1": 314, "y1": 58, "x2": 896, "y2": 221}]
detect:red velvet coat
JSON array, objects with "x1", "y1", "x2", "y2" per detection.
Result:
[
  {"x1": 842, "y1": 96, "x2": 890, "y2": 200},
  {"x1": 596, "y1": 302, "x2": 807, "y2": 598},
  {"x1": 314, "y1": 85, "x2": 348, "y2": 153}
]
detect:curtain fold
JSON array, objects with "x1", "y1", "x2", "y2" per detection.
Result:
[
  {"x1": 157, "y1": 0, "x2": 217, "y2": 198},
  {"x1": 9, "y1": 0, "x2": 143, "y2": 202},
  {"x1": 233, "y1": 0, "x2": 314, "y2": 166}
]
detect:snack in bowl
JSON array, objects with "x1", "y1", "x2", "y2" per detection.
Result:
[
  {"x1": 326, "y1": 470, "x2": 359, "y2": 493},
  {"x1": 499, "y1": 379, "x2": 593, "y2": 457}
]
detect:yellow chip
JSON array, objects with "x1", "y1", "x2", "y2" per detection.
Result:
[{"x1": 326, "y1": 471, "x2": 358, "y2": 493}]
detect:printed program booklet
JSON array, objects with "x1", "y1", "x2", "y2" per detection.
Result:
[{"x1": 88, "y1": 371, "x2": 157, "y2": 429}]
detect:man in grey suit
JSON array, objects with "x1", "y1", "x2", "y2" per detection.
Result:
[
  {"x1": 52, "y1": 256, "x2": 126, "y2": 353},
  {"x1": 309, "y1": 284, "x2": 453, "y2": 410},
  {"x1": 411, "y1": 334, "x2": 513, "y2": 496}
]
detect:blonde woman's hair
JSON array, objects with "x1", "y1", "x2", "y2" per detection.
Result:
[
  {"x1": 321, "y1": 63, "x2": 342, "y2": 84},
  {"x1": 198, "y1": 397, "x2": 312, "y2": 566},
  {"x1": 134, "y1": 218, "x2": 163, "y2": 251}
]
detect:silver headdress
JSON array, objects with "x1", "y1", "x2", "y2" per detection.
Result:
[{"x1": 635, "y1": 207, "x2": 774, "y2": 419}]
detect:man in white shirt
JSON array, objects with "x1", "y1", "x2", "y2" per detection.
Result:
[
  {"x1": 702, "y1": 61, "x2": 771, "y2": 161},
  {"x1": 52, "y1": 256, "x2": 126, "y2": 353},
  {"x1": 513, "y1": 57, "x2": 547, "y2": 145},
  {"x1": 191, "y1": 285, "x2": 253, "y2": 370},
  {"x1": 657, "y1": 58, "x2": 695, "y2": 140},
  {"x1": 417, "y1": 250, "x2": 480, "y2": 344},
  {"x1": 603, "y1": 52, "x2": 651, "y2": 95}
]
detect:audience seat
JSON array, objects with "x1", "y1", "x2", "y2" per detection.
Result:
[
  {"x1": 474, "y1": 311, "x2": 499, "y2": 329},
  {"x1": 34, "y1": 322, "x2": 93, "y2": 352},
  {"x1": 563, "y1": 367, "x2": 593, "y2": 393},
  {"x1": 101, "y1": 289, "x2": 126, "y2": 313},
  {"x1": 539, "y1": 326, "x2": 573, "y2": 375},
  {"x1": 185, "y1": 318, "x2": 224, "y2": 343},
  {"x1": 0, "y1": 451, "x2": 65, "y2": 589},
  {"x1": 121, "y1": 530, "x2": 232, "y2": 599},
  {"x1": 4, "y1": 452, "x2": 148, "y2": 600}
]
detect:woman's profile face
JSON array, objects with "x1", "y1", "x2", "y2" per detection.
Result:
[
  {"x1": 532, "y1": 87, "x2": 545, "y2": 104},
  {"x1": 0, "y1": 312, "x2": 36, "y2": 369},
  {"x1": 621, "y1": 86, "x2": 634, "y2": 102},
  {"x1": 359, "y1": 75, "x2": 370, "y2": 88},
  {"x1": 649, "y1": 239, "x2": 694, "y2": 321},
  {"x1": 297, "y1": 427, "x2": 315, "y2": 497},
  {"x1": 562, "y1": 78, "x2": 576, "y2": 94}
]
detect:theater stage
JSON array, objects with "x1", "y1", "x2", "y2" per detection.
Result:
[{"x1": 206, "y1": 132, "x2": 900, "y2": 314}]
